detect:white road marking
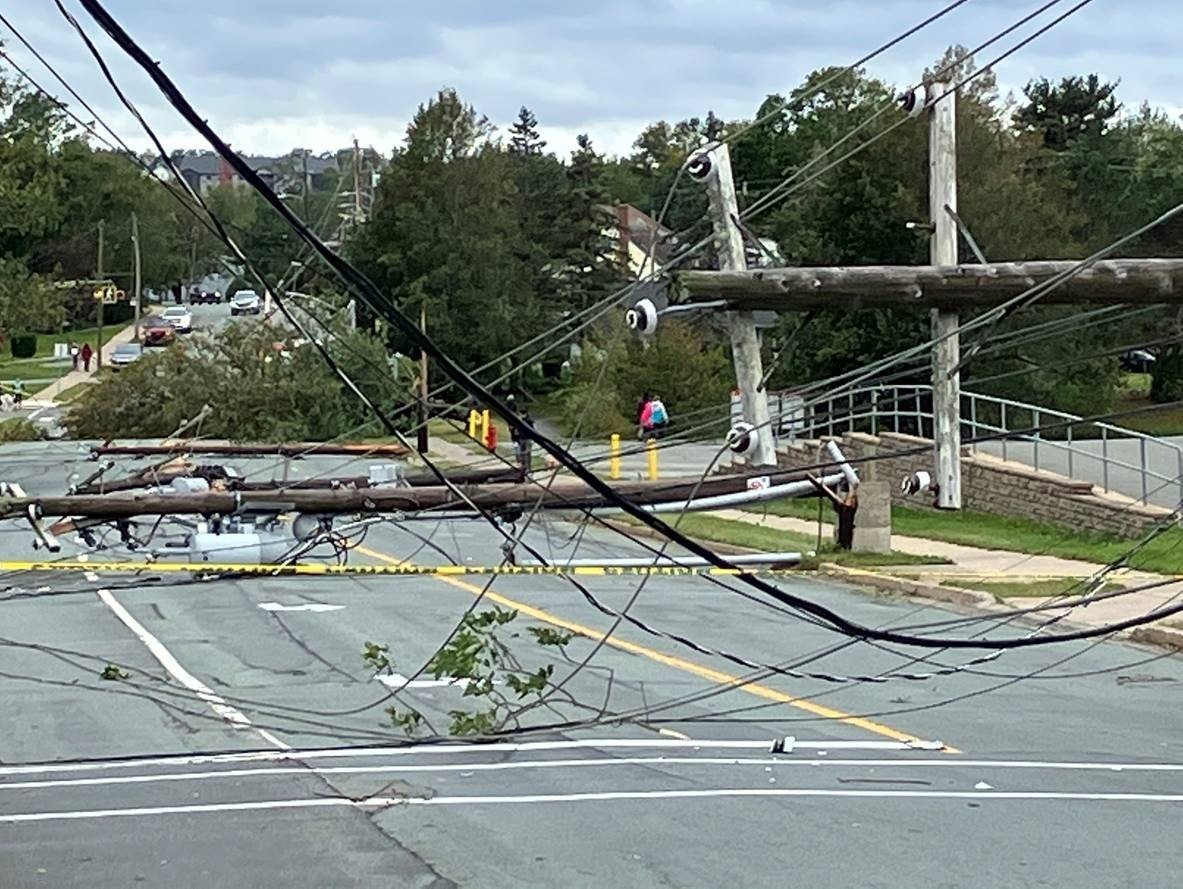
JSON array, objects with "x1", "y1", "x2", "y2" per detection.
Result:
[
  {"x1": 94, "y1": 588, "x2": 286, "y2": 750},
  {"x1": 0, "y1": 738, "x2": 929, "y2": 777},
  {"x1": 376, "y1": 672, "x2": 497, "y2": 690},
  {"x1": 7, "y1": 788, "x2": 1183, "y2": 824},
  {"x1": 257, "y1": 602, "x2": 344, "y2": 613},
  {"x1": 7, "y1": 755, "x2": 1183, "y2": 792}
]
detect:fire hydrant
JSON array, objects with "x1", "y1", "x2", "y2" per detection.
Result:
[{"x1": 485, "y1": 424, "x2": 498, "y2": 453}]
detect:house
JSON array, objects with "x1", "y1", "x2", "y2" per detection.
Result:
[{"x1": 166, "y1": 151, "x2": 340, "y2": 197}]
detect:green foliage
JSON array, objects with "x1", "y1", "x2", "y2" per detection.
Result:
[
  {"x1": 1151, "y1": 347, "x2": 1183, "y2": 405},
  {"x1": 8, "y1": 332, "x2": 35, "y2": 358},
  {"x1": 64, "y1": 322, "x2": 412, "y2": 441},
  {"x1": 557, "y1": 319, "x2": 731, "y2": 437},
  {"x1": 0, "y1": 418, "x2": 44, "y2": 442},
  {"x1": 367, "y1": 606, "x2": 572, "y2": 738},
  {"x1": 100, "y1": 664, "x2": 129, "y2": 681}
]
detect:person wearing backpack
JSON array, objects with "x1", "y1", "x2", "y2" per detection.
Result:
[{"x1": 649, "y1": 396, "x2": 669, "y2": 437}]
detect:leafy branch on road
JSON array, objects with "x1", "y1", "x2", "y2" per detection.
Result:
[{"x1": 362, "y1": 607, "x2": 575, "y2": 737}]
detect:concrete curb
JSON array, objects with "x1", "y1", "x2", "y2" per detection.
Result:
[
  {"x1": 594, "y1": 519, "x2": 1183, "y2": 655},
  {"x1": 817, "y1": 564, "x2": 1000, "y2": 610},
  {"x1": 1129, "y1": 625, "x2": 1183, "y2": 650}
]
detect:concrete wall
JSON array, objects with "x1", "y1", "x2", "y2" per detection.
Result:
[{"x1": 779, "y1": 431, "x2": 1173, "y2": 539}]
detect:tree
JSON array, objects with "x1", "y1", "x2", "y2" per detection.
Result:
[
  {"x1": 65, "y1": 322, "x2": 411, "y2": 440},
  {"x1": 508, "y1": 106, "x2": 546, "y2": 156},
  {"x1": 1017, "y1": 75, "x2": 1121, "y2": 153}
]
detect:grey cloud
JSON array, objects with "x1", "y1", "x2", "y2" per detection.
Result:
[{"x1": 1, "y1": 0, "x2": 1179, "y2": 156}]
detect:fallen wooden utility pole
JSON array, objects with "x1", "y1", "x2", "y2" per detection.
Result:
[
  {"x1": 73, "y1": 466, "x2": 525, "y2": 496},
  {"x1": 673, "y1": 259, "x2": 1183, "y2": 310},
  {"x1": 90, "y1": 441, "x2": 411, "y2": 459},
  {"x1": 2, "y1": 466, "x2": 847, "y2": 520}
]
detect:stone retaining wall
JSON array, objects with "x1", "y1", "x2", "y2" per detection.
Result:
[{"x1": 776, "y1": 431, "x2": 1173, "y2": 539}]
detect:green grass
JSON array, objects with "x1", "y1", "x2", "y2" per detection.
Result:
[
  {"x1": 621, "y1": 513, "x2": 950, "y2": 568},
  {"x1": 939, "y1": 578, "x2": 1124, "y2": 599},
  {"x1": 749, "y1": 500, "x2": 1183, "y2": 575},
  {"x1": 0, "y1": 323, "x2": 135, "y2": 393},
  {"x1": 1118, "y1": 398, "x2": 1183, "y2": 437},
  {"x1": 52, "y1": 382, "x2": 95, "y2": 404}
]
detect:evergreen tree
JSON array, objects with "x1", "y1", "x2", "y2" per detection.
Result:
[{"x1": 508, "y1": 106, "x2": 546, "y2": 156}]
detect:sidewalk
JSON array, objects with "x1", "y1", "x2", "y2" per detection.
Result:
[
  {"x1": 713, "y1": 508, "x2": 1183, "y2": 640},
  {"x1": 31, "y1": 324, "x2": 142, "y2": 407}
]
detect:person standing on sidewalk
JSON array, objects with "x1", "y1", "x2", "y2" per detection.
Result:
[
  {"x1": 12, "y1": 378, "x2": 24, "y2": 408},
  {"x1": 81, "y1": 342, "x2": 93, "y2": 372},
  {"x1": 69, "y1": 342, "x2": 80, "y2": 370},
  {"x1": 511, "y1": 409, "x2": 535, "y2": 480}
]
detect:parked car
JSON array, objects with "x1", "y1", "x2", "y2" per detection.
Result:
[
  {"x1": 230, "y1": 290, "x2": 262, "y2": 316},
  {"x1": 141, "y1": 317, "x2": 177, "y2": 347},
  {"x1": 162, "y1": 305, "x2": 193, "y2": 333},
  {"x1": 109, "y1": 343, "x2": 144, "y2": 368},
  {"x1": 1120, "y1": 348, "x2": 1157, "y2": 374}
]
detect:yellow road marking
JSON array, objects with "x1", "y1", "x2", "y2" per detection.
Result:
[{"x1": 355, "y1": 545, "x2": 955, "y2": 750}]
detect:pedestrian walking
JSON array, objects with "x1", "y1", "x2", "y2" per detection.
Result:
[
  {"x1": 81, "y1": 342, "x2": 93, "y2": 372},
  {"x1": 636, "y1": 392, "x2": 653, "y2": 440},
  {"x1": 12, "y1": 378, "x2": 25, "y2": 407},
  {"x1": 649, "y1": 395, "x2": 669, "y2": 437},
  {"x1": 69, "y1": 342, "x2": 80, "y2": 370}
]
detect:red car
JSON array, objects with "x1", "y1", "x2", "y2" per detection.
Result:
[{"x1": 141, "y1": 317, "x2": 177, "y2": 347}]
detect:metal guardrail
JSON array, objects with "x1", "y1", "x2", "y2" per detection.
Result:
[{"x1": 756, "y1": 385, "x2": 1183, "y2": 508}]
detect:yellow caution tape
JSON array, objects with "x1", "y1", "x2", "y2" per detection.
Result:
[{"x1": 0, "y1": 560, "x2": 790, "y2": 578}]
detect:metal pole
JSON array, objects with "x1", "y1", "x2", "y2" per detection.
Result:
[
  {"x1": 96, "y1": 220, "x2": 105, "y2": 370},
  {"x1": 610, "y1": 434, "x2": 621, "y2": 480},
  {"x1": 1033, "y1": 409, "x2": 1040, "y2": 473},
  {"x1": 131, "y1": 212, "x2": 142, "y2": 343},
  {"x1": 700, "y1": 143, "x2": 776, "y2": 467},
  {"x1": 1102, "y1": 428, "x2": 1109, "y2": 492},
  {"x1": 1141, "y1": 437, "x2": 1149, "y2": 504},
  {"x1": 1067, "y1": 423, "x2": 1074, "y2": 480},
  {"x1": 930, "y1": 80, "x2": 961, "y2": 508},
  {"x1": 1001, "y1": 402, "x2": 1008, "y2": 462}
]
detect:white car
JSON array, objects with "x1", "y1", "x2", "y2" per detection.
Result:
[
  {"x1": 230, "y1": 291, "x2": 262, "y2": 316},
  {"x1": 161, "y1": 305, "x2": 193, "y2": 332}
]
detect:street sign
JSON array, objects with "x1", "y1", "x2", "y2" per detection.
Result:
[{"x1": 91, "y1": 285, "x2": 122, "y2": 304}]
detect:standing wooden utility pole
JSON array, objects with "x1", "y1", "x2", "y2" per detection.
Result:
[
  {"x1": 417, "y1": 302, "x2": 429, "y2": 455},
  {"x1": 929, "y1": 81, "x2": 961, "y2": 509},
  {"x1": 131, "y1": 212, "x2": 142, "y2": 343},
  {"x1": 698, "y1": 143, "x2": 777, "y2": 467},
  {"x1": 352, "y1": 138, "x2": 364, "y2": 224},
  {"x1": 95, "y1": 220, "x2": 105, "y2": 371}
]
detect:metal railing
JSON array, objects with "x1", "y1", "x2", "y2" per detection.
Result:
[{"x1": 756, "y1": 385, "x2": 1183, "y2": 508}]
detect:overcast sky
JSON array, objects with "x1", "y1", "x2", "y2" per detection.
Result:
[{"x1": 2, "y1": 1, "x2": 1179, "y2": 158}]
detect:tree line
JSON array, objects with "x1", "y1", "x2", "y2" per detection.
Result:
[{"x1": 4, "y1": 45, "x2": 1183, "y2": 440}]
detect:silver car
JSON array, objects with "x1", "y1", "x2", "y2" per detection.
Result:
[
  {"x1": 229, "y1": 290, "x2": 262, "y2": 316},
  {"x1": 110, "y1": 343, "x2": 143, "y2": 368}
]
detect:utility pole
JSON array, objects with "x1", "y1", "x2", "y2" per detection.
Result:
[
  {"x1": 301, "y1": 150, "x2": 311, "y2": 221},
  {"x1": 96, "y1": 220, "x2": 105, "y2": 371},
  {"x1": 131, "y1": 212, "x2": 142, "y2": 343},
  {"x1": 417, "y1": 302, "x2": 429, "y2": 454},
  {"x1": 929, "y1": 80, "x2": 961, "y2": 508},
  {"x1": 352, "y1": 138, "x2": 364, "y2": 225},
  {"x1": 698, "y1": 143, "x2": 776, "y2": 467}
]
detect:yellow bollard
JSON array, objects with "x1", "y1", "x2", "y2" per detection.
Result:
[
  {"x1": 646, "y1": 437, "x2": 658, "y2": 481},
  {"x1": 480, "y1": 409, "x2": 491, "y2": 446},
  {"x1": 467, "y1": 409, "x2": 479, "y2": 439},
  {"x1": 609, "y1": 434, "x2": 621, "y2": 480}
]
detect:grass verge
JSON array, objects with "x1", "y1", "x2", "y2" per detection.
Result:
[
  {"x1": 748, "y1": 500, "x2": 1183, "y2": 575},
  {"x1": 939, "y1": 578, "x2": 1125, "y2": 599},
  {"x1": 619, "y1": 513, "x2": 950, "y2": 568}
]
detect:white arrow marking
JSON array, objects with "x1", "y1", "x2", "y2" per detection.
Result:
[{"x1": 257, "y1": 602, "x2": 344, "y2": 613}]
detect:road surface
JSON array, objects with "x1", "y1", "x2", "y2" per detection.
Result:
[{"x1": 1, "y1": 443, "x2": 1182, "y2": 888}]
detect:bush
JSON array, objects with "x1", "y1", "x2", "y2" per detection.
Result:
[
  {"x1": 1151, "y1": 348, "x2": 1183, "y2": 405},
  {"x1": 555, "y1": 319, "x2": 732, "y2": 438},
  {"x1": 0, "y1": 418, "x2": 44, "y2": 442},
  {"x1": 9, "y1": 333, "x2": 36, "y2": 359},
  {"x1": 64, "y1": 322, "x2": 414, "y2": 442}
]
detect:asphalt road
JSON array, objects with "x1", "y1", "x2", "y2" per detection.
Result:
[{"x1": 2, "y1": 443, "x2": 1183, "y2": 887}]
